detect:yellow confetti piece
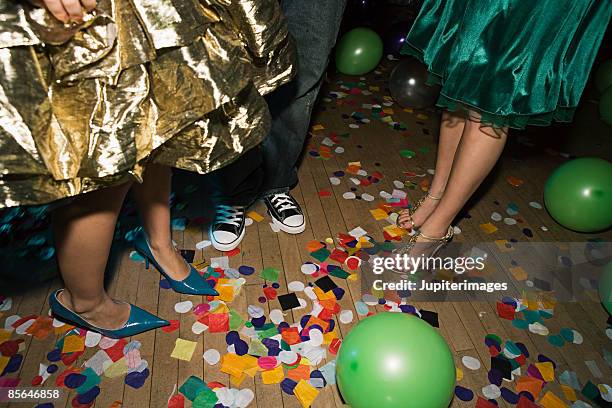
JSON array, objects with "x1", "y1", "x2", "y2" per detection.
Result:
[
  {"x1": 0, "y1": 329, "x2": 11, "y2": 343},
  {"x1": 479, "y1": 222, "x2": 498, "y2": 234},
  {"x1": 216, "y1": 284, "x2": 235, "y2": 302},
  {"x1": 539, "y1": 391, "x2": 568, "y2": 408},
  {"x1": 244, "y1": 365, "x2": 259, "y2": 378},
  {"x1": 325, "y1": 237, "x2": 334, "y2": 244},
  {"x1": 294, "y1": 379, "x2": 319, "y2": 408},
  {"x1": 369, "y1": 208, "x2": 389, "y2": 220},
  {"x1": 0, "y1": 356, "x2": 9, "y2": 374},
  {"x1": 494, "y1": 239, "x2": 514, "y2": 252},
  {"x1": 456, "y1": 366, "x2": 463, "y2": 381},
  {"x1": 311, "y1": 124, "x2": 325, "y2": 132},
  {"x1": 403, "y1": 107, "x2": 414, "y2": 113},
  {"x1": 534, "y1": 362, "x2": 555, "y2": 382},
  {"x1": 416, "y1": 113, "x2": 429, "y2": 120},
  {"x1": 170, "y1": 338, "x2": 197, "y2": 361},
  {"x1": 62, "y1": 334, "x2": 85, "y2": 353},
  {"x1": 105, "y1": 358, "x2": 128, "y2": 378},
  {"x1": 247, "y1": 211, "x2": 264, "y2": 222},
  {"x1": 230, "y1": 372, "x2": 246, "y2": 386},
  {"x1": 509, "y1": 266, "x2": 528, "y2": 281},
  {"x1": 261, "y1": 365, "x2": 284, "y2": 384},
  {"x1": 382, "y1": 108, "x2": 394, "y2": 114},
  {"x1": 369, "y1": 86, "x2": 380, "y2": 91},
  {"x1": 560, "y1": 384, "x2": 577, "y2": 402},
  {"x1": 383, "y1": 224, "x2": 407, "y2": 238}
]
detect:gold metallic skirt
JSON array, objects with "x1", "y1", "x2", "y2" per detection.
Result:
[{"x1": 0, "y1": 0, "x2": 296, "y2": 207}]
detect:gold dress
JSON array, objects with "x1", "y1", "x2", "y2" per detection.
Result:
[{"x1": 0, "y1": 0, "x2": 296, "y2": 207}]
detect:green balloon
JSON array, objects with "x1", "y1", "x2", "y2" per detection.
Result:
[
  {"x1": 600, "y1": 86, "x2": 612, "y2": 126},
  {"x1": 544, "y1": 158, "x2": 612, "y2": 232},
  {"x1": 335, "y1": 28, "x2": 383, "y2": 75},
  {"x1": 336, "y1": 313, "x2": 455, "y2": 408},
  {"x1": 594, "y1": 59, "x2": 612, "y2": 94},
  {"x1": 599, "y1": 262, "x2": 612, "y2": 315}
]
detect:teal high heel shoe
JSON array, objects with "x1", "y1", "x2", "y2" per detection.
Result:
[
  {"x1": 49, "y1": 289, "x2": 169, "y2": 339},
  {"x1": 133, "y1": 229, "x2": 218, "y2": 296}
]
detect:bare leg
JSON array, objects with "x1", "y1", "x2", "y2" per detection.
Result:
[
  {"x1": 53, "y1": 183, "x2": 132, "y2": 329},
  {"x1": 131, "y1": 164, "x2": 189, "y2": 280},
  {"x1": 419, "y1": 119, "x2": 508, "y2": 238},
  {"x1": 398, "y1": 111, "x2": 465, "y2": 228}
]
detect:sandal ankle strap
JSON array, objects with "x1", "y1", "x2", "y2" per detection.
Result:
[{"x1": 418, "y1": 225, "x2": 454, "y2": 242}]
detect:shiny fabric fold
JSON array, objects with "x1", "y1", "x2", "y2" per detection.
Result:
[
  {"x1": 0, "y1": 0, "x2": 296, "y2": 207},
  {"x1": 402, "y1": 0, "x2": 611, "y2": 129}
]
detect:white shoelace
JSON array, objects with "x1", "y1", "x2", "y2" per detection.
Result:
[
  {"x1": 270, "y1": 193, "x2": 298, "y2": 213},
  {"x1": 215, "y1": 205, "x2": 244, "y2": 227}
]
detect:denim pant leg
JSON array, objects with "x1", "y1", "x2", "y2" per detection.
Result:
[{"x1": 260, "y1": 0, "x2": 347, "y2": 196}]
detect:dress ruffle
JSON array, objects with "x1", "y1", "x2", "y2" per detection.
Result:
[
  {"x1": 401, "y1": 0, "x2": 611, "y2": 129},
  {"x1": 0, "y1": 0, "x2": 296, "y2": 207}
]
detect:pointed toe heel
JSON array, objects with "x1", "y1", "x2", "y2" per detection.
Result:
[
  {"x1": 49, "y1": 289, "x2": 169, "y2": 339},
  {"x1": 134, "y1": 229, "x2": 218, "y2": 296}
]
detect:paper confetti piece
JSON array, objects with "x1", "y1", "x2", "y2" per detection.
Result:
[
  {"x1": 462, "y1": 356, "x2": 481, "y2": 370},
  {"x1": 294, "y1": 379, "x2": 319, "y2": 408},
  {"x1": 171, "y1": 339, "x2": 197, "y2": 361},
  {"x1": 203, "y1": 349, "x2": 221, "y2": 365},
  {"x1": 246, "y1": 211, "x2": 264, "y2": 222},
  {"x1": 174, "y1": 301, "x2": 193, "y2": 314}
]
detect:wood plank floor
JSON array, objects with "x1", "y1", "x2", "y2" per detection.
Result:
[{"x1": 1, "y1": 60, "x2": 611, "y2": 408}]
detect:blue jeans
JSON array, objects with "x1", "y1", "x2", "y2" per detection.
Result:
[
  {"x1": 260, "y1": 0, "x2": 347, "y2": 196},
  {"x1": 206, "y1": 0, "x2": 346, "y2": 206}
]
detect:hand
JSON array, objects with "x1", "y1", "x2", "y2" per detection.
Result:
[{"x1": 39, "y1": 0, "x2": 97, "y2": 23}]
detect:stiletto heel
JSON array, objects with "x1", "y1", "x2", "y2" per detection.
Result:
[
  {"x1": 133, "y1": 229, "x2": 218, "y2": 296},
  {"x1": 49, "y1": 289, "x2": 169, "y2": 339}
]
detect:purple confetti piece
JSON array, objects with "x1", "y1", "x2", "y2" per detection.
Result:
[{"x1": 281, "y1": 378, "x2": 298, "y2": 395}]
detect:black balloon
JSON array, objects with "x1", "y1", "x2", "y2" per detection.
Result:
[{"x1": 389, "y1": 58, "x2": 440, "y2": 109}]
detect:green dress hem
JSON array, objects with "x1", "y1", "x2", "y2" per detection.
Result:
[{"x1": 400, "y1": 43, "x2": 577, "y2": 130}]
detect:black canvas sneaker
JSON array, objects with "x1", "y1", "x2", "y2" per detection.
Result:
[
  {"x1": 209, "y1": 205, "x2": 246, "y2": 251},
  {"x1": 264, "y1": 192, "x2": 305, "y2": 234}
]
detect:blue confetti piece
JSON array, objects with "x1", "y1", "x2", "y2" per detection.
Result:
[
  {"x1": 238, "y1": 265, "x2": 255, "y2": 276},
  {"x1": 500, "y1": 387, "x2": 519, "y2": 404},
  {"x1": 39, "y1": 246, "x2": 55, "y2": 260},
  {"x1": 64, "y1": 373, "x2": 87, "y2": 389},
  {"x1": 130, "y1": 251, "x2": 145, "y2": 262},
  {"x1": 47, "y1": 349, "x2": 61, "y2": 362},
  {"x1": 77, "y1": 386, "x2": 100, "y2": 404},
  {"x1": 125, "y1": 368, "x2": 149, "y2": 389},
  {"x1": 281, "y1": 378, "x2": 297, "y2": 395},
  {"x1": 454, "y1": 385, "x2": 474, "y2": 401},
  {"x1": 171, "y1": 218, "x2": 187, "y2": 231}
]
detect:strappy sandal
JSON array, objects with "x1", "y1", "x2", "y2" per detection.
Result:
[
  {"x1": 396, "y1": 192, "x2": 444, "y2": 229},
  {"x1": 389, "y1": 225, "x2": 455, "y2": 275}
]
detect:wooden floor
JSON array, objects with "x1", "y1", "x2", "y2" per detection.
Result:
[{"x1": 1, "y1": 61, "x2": 611, "y2": 408}]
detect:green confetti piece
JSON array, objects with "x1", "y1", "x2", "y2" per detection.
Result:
[
  {"x1": 328, "y1": 266, "x2": 350, "y2": 279},
  {"x1": 255, "y1": 323, "x2": 278, "y2": 339},
  {"x1": 247, "y1": 339, "x2": 268, "y2": 357},
  {"x1": 581, "y1": 380, "x2": 600, "y2": 400},
  {"x1": 560, "y1": 327, "x2": 574, "y2": 342},
  {"x1": 311, "y1": 248, "x2": 330, "y2": 262},
  {"x1": 179, "y1": 376, "x2": 209, "y2": 401},
  {"x1": 76, "y1": 367, "x2": 101, "y2": 394},
  {"x1": 548, "y1": 334, "x2": 565, "y2": 347},
  {"x1": 512, "y1": 319, "x2": 529, "y2": 329},
  {"x1": 229, "y1": 309, "x2": 245, "y2": 330},
  {"x1": 260, "y1": 266, "x2": 280, "y2": 282},
  {"x1": 485, "y1": 333, "x2": 502, "y2": 346},
  {"x1": 399, "y1": 149, "x2": 416, "y2": 158},
  {"x1": 522, "y1": 309, "x2": 542, "y2": 324},
  {"x1": 418, "y1": 146, "x2": 430, "y2": 154},
  {"x1": 193, "y1": 388, "x2": 218, "y2": 408}
]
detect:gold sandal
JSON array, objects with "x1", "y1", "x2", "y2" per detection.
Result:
[
  {"x1": 389, "y1": 225, "x2": 454, "y2": 275},
  {"x1": 396, "y1": 192, "x2": 444, "y2": 229}
]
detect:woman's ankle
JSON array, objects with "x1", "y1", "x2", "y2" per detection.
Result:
[{"x1": 60, "y1": 289, "x2": 108, "y2": 315}]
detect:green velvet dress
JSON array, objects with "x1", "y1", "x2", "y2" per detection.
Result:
[{"x1": 402, "y1": 0, "x2": 612, "y2": 128}]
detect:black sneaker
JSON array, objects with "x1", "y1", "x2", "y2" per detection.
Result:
[
  {"x1": 264, "y1": 193, "x2": 305, "y2": 234},
  {"x1": 209, "y1": 205, "x2": 246, "y2": 251}
]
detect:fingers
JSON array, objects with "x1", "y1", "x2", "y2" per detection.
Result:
[
  {"x1": 62, "y1": 0, "x2": 84, "y2": 22},
  {"x1": 42, "y1": 0, "x2": 69, "y2": 22},
  {"x1": 80, "y1": 0, "x2": 96, "y2": 11}
]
